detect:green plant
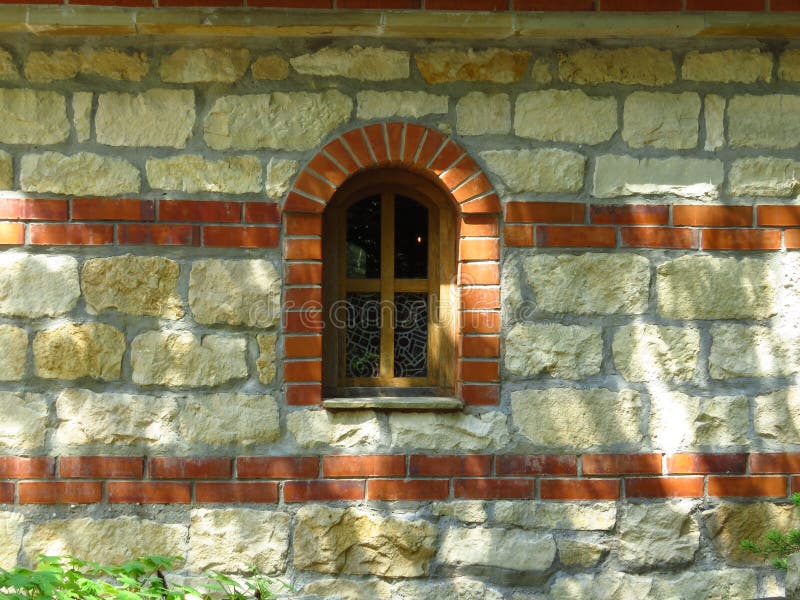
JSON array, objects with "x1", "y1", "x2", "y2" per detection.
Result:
[{"x1": 741, "y1": 491, "x2": 800, "y2": 569}]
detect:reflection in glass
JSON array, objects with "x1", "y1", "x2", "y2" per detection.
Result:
[
  {"x1": 394, "y1": 293, "x2": 428, "y2": 377},
  {"x1": 395, "y1": 196, "x2": 428, "y2": 279},
  {"x1": 345, "y1": 293, "x2": 381, "y2": 378},
  {"x1": 347, "y1": 196, "x2": 381, "y2": 278}
]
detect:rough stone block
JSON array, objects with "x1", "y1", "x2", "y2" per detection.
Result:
[
  {"x1": 0, "y1": 88, "x2": 68, "y2": 144},
  {"x1": 505, "y1": 322, "x2": 602, "y2": 380},
  {"x1": 0, "y1": 512, "x2": 23, "y2": 570},
  {"x1": 623, "y1": 92, "x2": 700, "y2": 149},
  {"x1": 612, "y1": 324, "x2": 700, "y2": 383},
  {"x1": 593, "y1": 155, "x2": 723, "y2": 199},
  {"x1": 711, "y1": 324, "x2": 800, "y2": 379},
  {"x1": 437, "y1": 527, "x2": 556, "y2": 575},
  {"x1": 0, "y1": 392, "x2": 47, "y2": 451},
  {"x1": 729, "y1": 157, "x2": 800, "y2": 197},
  {"x1": 651, "y1": 569, "x2": 757, "y2": 600},
  {"x1": 550, "y1": 572, "x2": 653, "y2": 600},
  {"x1": 160, "y1": 48, "x2": 249, "y2": 83},
  {"x1": 481, "y1": 148, "x2": 584, "y2": 194},
  {"x1": 20, "y1": 152, "x2": 140, "y2": 196},
  {"x1": 0, "y1": 325, "x2": 27, "y2": 381},
  {"x1": 0, "y1": 149, "x2": 10, "y2": 189},
  {"x1": 33, "y1": 323, "x2": 124, "y2": 381},
  {"x1": 395, "y1": 578, "x2": 504, "y2": 600},
  {"x1": 25, "y1": 48, "x2": 148, "y2": 82},
  {"x1": 178, "y1": 393, "x2": 280, "y2": 447},
  {"x1": 304, "y1": 579, "x2": 392, "y2": 600},
  {"x1": 556, "y1": 536, "x2": 607, "y2": 568},
  {"x1": 493, "y1": 501, "x2": 617, "y2": 531},
  {"x1": 287, "y1": 409, "x2": 382, "y2": 450},
  {"x1": 146, "y1": 154, "x2": 262, "y2": 194},
  {"x1": 618, "y1": 501, "x2": 700, "y2": 569},
  {"x1": 456, "y1": 92, "x2": 509, "y2": 136},
  {"x1": 357, "y1": 91, "x2": 448, "y2": 120},
  {"x1": 252, "y1": 55, "x2": 289, "y2": 80},
  {"x1": 431, "y1": 501, "x2": 487, "y2": 524},
  {"x1": 292, "y1": 46, "x2": 409, "y2": 81},
  {"x1": 72, "y1": 92, "x2": 92, "y2": 143},
  {"x1": 559, "y1": 47, "x2": 675, "y2": 86},
  {"x1": 683, "y1": 49, "x2": 772, "y2": 83},
  {"x1": 96, "y1": 89, "x2": 195, "y2": 148},
  {"x1": 0, "y1": 253, "x2": 79, "y2": 318},
  {"x1": 265, "y1": 157, "x2": 298, "y2": 199},
  {"x1": 515, "y1": 89, "x2": 617, "y2": 145},
  {"x1": 256, "y1": 333, "x2": 277, "y2": 385},
  {"x1": 416, "y1": 48, "x2": 528, "y2": 84},
  {"x1": 389, "y1": 412, "x2": 509, "y2": 452},
  {"x1": 0, "y1": 48, "x2": 18, "y2": 81},
  {"x1": 755, "y1": 388, "x2": 800, "y2": 445},
  {"x1": 24, "y1": 49, "x2": 79, "y2": 82},
  {"x1": 728, "y1": 94, "x2": 800, "y2": 149},
  {"x1": 705, "y1": 94, "x2": 725, "y2": 151}
]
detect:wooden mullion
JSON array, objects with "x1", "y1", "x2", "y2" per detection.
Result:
[{"x1": 379, "y1": 192, "x2": 395, "y2": 380}]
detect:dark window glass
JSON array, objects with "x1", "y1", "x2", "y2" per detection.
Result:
[
  {"x1": 394, "y1": 292, "x2": 427, "y2": 377},
  {"x1": 345, "y1": 293, "x2": 381, "y2": 378},
  {"x1": 346, "y1": 195, "x2": 381, "y2": 278},
  {"x1": 394, "y1": 196, "x2": 428, "y2": 279}
]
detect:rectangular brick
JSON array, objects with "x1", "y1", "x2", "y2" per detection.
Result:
[
  {"x1": 440, "y1": 155, "x2": 480, "y2": 191},
  {"x1": 459, "y1": 263, "x2": 500, "y2": 285},
  {"x1": 284, "y1": 286, "x2": 323, "y2": 308},
  {"x1": 410, "y1": 455, "x2": 491, "y2": 477},
  {"x1": 460, "y1": 238, "x2": 500, "y2": 261},
  {"x1": 460, "y1": 193, "x2": 501, "y2": 214},
  {"x1": 285, "y1": 238, "x2": 323, "y2": 260},
  {"x1": 426, "y1": 0, "x2": 507, "y2": 8},
  {"x1": 461, "y1": 335, "x2": 500, "y2": 358},
  {"x1": 284, "y1": 310, "x2": 324, "y2": 333},
  {"x1": 667, "y1": 453, "x2": 747, "y2": 474},
  {"x1": 536, "y1": 225, "x2": 616, "y2": 248},
  {"x1": 506, "y1": 201, "x2": 584, "y2": 224},
  {"x1": 0, "y1": 457, "x2": 54, "y2": 479},
  {"x1": 159, "y1": 199, "x2": 241, "y2": 223},
  {"x1": 283, "y1": 479, "x2": 365, "y2": 502},
  {"x1": 454, "y1": 478, "x2": 534, "y2": 499},
  {"x1": 625, "y1": 477, "x2": 705, "y2": 498},
  {"x1": 786, "y1": 229, "x2": 800, "y2": 249},
  {"x1": 708, "y1": 476, "x2": 788, "y2": 498},
  {"x1": 504, "y1": 225, "x2": 534, "y2": 247},
  {"x1": 461, "y1": 288, "x2": 500, "y2": 311},
  {"x1": 286, "y1": 383, "x2": 322, "y2": 406},
  {"x1": 285, "y1": 335, "x2": 323, "y2": 358},
  {"x1": 673, "y1": 205, "x2": 753, "y2": 227},
  {"x1": 195, "y1": 482, "x2": 278, "y2": 503},
  {"x1": 19, "y1": 481, "x2": 102, "y2": 504},
  {"x1": 461, "y1": 215, "x2": 498, "y2": 237},
  {"x1": 60, "y1": 456, "x2": 143, "y2": 479},
  {"x1": 367, "y1": 478, "x2": 449, "y2": 500},
  {"x1": 203, "y1": 226, "x2": 279, "y2": 248},
  {"x1": 621, "y1": 226, "x2": 699, "y2": 249},
  {"x1": 244, "y1": 203, "x2": 281, "y2": 224},
  {"x1": 702, "y1": 228, "x2": 781, "y2": 250},
  {"x1": 452, "y1": 174, "x2": 494, "y2": 204},
  {"x1": 460, "y1": 383, "x2": 500, "y2": 406},
  {"x1": 750, "y1": 453, "x2": 800, "y2": 474},
  {"x1": 107, "y1": 481, "x2": 191, "y2": 503},
  {"x1": 759, "y1": 205, "x2": 800, "y2": 226},
  {"x1": 286, "y1": 262, "x2": 323, "y2": 285},
  {"x1": 590, "y1": 204, "x2": 669, "y2": 225},
  {"x1": 118, "y1": 224, "x2": 198, "y2": 246},
  {"x1": 72, "y1": 198, "x2": 155, "y2": 221},
  {"x1": 284, "y1": 191, "x2": 325, "y2": 213},
  {"x1": 248, "y1": 0, "x2": 331, "y2": 6},
  {"x1": 284, "y1": 360, "x2": 322, "y2": 382},
  {"x1": 496, "y1": 455, "x2": 578, "y2": 476},
  {"x1": 0, "y1": 222, "x2": 24, "y2": 244},
  {"x1": 600, "y1": 0, "x2": 681, "y2": 9},
  {"x1": 286, "y1": 214, "x2": 322, "y2": 236},
  {"x1": 540, "y1": 478, "x2": 620, "y2": 500},
  {"x1": 514, "y1": 0, "x2": 594, "y2": 9},
  {"x1": 773, "y1": 0, "x2": 800, "y2": 9},
  {"x1": 294, "y1": 170, "x2": 336, "y2": 202},
  {"x1": 686, "y1": 0, "x2": 764, "y2": 8},
  {"x1": 0, "y1": 198, "x2": 68, "y2": 221},
  {"x1": 363, "y1": 123, "x2": 389, "y2": 164},
  {"x1": 30, "y1": 223, "x2": 113, "y2": 245},
  {"x1": 237, "y1": 457, "x2": 319, "y2": 479},
  {"x1": 0, "y1": 482, "x2": 12, "y2": 503},
  {"x1": 458, "y1": 359, "x2": 499, "y2": 382},
  {"x1": 323, "y1": 455, "x2": 405, "y2": 478},
  {"x1": 150, "y1": 457, "x2": 232, "y2": 480},
  {"x1": 582, "y1": 453, "x2": 662, "y2": 476},
  {"x1": 461, "y1": 311, "x2": 501, "y2": 334}
]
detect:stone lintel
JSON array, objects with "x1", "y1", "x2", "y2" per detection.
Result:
[{"x1": 322, "y1": 397, "x2": 463, "y2": 411}]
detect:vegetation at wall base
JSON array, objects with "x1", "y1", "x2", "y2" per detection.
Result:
[{"x1": 741, "y1": 492, "x2": 800, "y2": 569}]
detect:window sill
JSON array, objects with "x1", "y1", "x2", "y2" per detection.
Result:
[{"x1": 322, "y1": 396, "x2": 463, "y2": 411}]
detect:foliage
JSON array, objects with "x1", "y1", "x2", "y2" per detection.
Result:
[
  {"x1": 0, "y1": 555, "x2": 285, "y2": 600},
  {"x1": 741, "y1": 491, "x2": 800, "y2": 569}
]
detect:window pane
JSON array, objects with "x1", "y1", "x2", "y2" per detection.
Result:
[
  {"x1": 347, "y1": 195, "x2": 381, "y2": 278},
  {"x1": 345, "y1": 293, "x2": 381, "y2": 378},
  {"x1": 394, "y1": 293, "x2": 427, "y2": 377},
  {"x1": 394, "y1": 196, "x2": 428, "y2": 279}
]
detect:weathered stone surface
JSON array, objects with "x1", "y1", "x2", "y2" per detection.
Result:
[
  {"x1": 593, "y1": 155, "x2": 724, "y2": 199},
  {"x1": 657, "y1": 256, "x2": 775, "y2": 320},
  {"x1": 651, "y1": 569, "x2": 757, "y2": 600},
  {"x1": 618, "y1": 501, "x2": 699, "y2": 569},
  {"x1": 650, "y1": 391, "x2": 749, "y2": 451},
  {"x1": 524, "y1": 253, "x2": 650, "y2": 315},
  {"x1": 438, "y1": 527, "x2": 555, "y2": 574},
  {"x1": 494, "y1": 501, "x2": 617, "y2": 531},
  {"x1": 304, "y1": 578, "x2": 393, "y2": 600},
  {"x1": 72, "y1": 92, "x2": 92, "y2": 143},
  {"x1": 705, "y1": 502, "x2": 800, "y2": 565},
  {"x1": 204, "y1": 91, "x2": 351, "y2": 151},
  {"x1": 394, "y1": 578, "x2": 504, "y2": 600},
  {"x1": 265, "y1": 157, "x2": 297, "y2": 199},
  {"x1": 515, "y1": 89, "x2": 617, "y2": 145},
  {"x1": 189, "y1": 509, "x2": 290, "y2": 573},
  {"x1": 34, "y1": 323, "x2": 124, "y2": 381},
  {"x1": 0, "y1": 512, "x2": 23, "y2": 569},
  {"x1": 357, "y1": 90, "x2": 448, "y2": 120},
  {"x1": 288, "y1": 409, "x2": 381, "y2": 449},
  {"x1": 559, "y1": 47, "x2": 675, "y2": 86},
  {"x1": 96, "y1": 89, "x2": 194, "y2": 148},
  {"x1": 20, "y1": 152, "x2": 140, "y2": 196},
  {"x1": 24, "y1": 49, "x2": 79, "y2": 82},
  {"x1": 705, "y1": 94, "x2": 725, "y2": 151},
  {"x1": 252, "y1": 54, "x2": 289, "y2": 80},
  {"x1": 431, "y1": 501, "x2": 487, "y2": 524},
  {"x1": 505, "y1": 322, "x2": 602, "y2": 379},
  {"x1": 147, "y1": 154, "x2": 262, "y2": 194},
  {"x1": 54, "y1": 388, "x2": 179, "y2": 453},
  {"x1": 416, "y1": 48, "x2": 528, "y2": 84},
  {"x1": 294, "y1": 505, "x2": 437, "y2": 577},
  {"x1": 0, "y1": 325, "x2": 27, "y2": 381},
  {"x1": 292, "y1": 46, "x2": 408, "y2": 81},
  {"x1": 0, "y1": 254, "x2": 79, "y2": 318},
  {"x1": 756, "y1": 388, "x2": 800, "y2": 445},
  {"x1": 0, "y1": 392, "x2": 46, "y2": 451},
  {"x1": 481, "y1": 149, "x2": 584, "y2": 194},
  {"x1": 512, "y1": 388, "x2": 642, "y2": 450},
  {"x1": 780, "y1": 49, "x2": 800, "y2": 82},
  {"x1": 0, "y1": 88, "x2": 68, "y2": 144},
  {"x1": 25, "y1": 48, "x2": 148, "y2": 82},
  {"x1": 256, "y1": 333, "x2": 277, "y2": 385},
  {"x1": 729, "y1": 94, "x2": 800, "y2": 149},
  {"x1": 551, "y1": 572, "x2": 652, "y2": 599},
  {"x1": 787, "y1": 553, "x2": 800, "y2": 600},
  {"x1": 82, "y1": 255, "x2": 182, "y2": 319},
  {"x1": 23, "y1": 517, "x2": 186, "y2": 565},
  {"x1": 160, "y1": 48, "x2": 249, "y2": 83},
  {"x1": 0, "y1": 48, "x2": 17, "y2": 81},
  {"x1": 178, "y1": 393, "x2": 279, "y2": 447},
  {"x1": 711, "y1": 325, "x2": 800, "y2": 379},
  {"x1": 612, "y1": 324, "x2": 700, "y2": 383},
  {"x1": 389, "y1": 412, "x2": 509, "y2": 452},
  {"x1": 623, "y1": 92, "x2": 700, "y2": 149},
  {"x1": 557, "y1": 536, "x2": 607, "y2": 568},
  {"x1": 729, "y1": 157, "x2": 800, "y2": 197},
  {"x1": 456, "y1": 92, "x2": 510, "y2": 136},
  {"x1": 531, "y1": 58, "x2": 552, "y2": 84},
  {"x1": 0, "y1": 149, "x2": 10, "y2": 189},
  {"x1": 189, "y1": 259, "x2": 280, "y2": 327},
  {"x1": 683, "y1": 49, "x2": 772, "y2": 83}
]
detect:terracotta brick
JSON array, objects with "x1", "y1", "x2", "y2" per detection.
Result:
[
  {"x1": 286, "y1": 262, "x2": 323, "y2": 284},
  {"x1": 108, "y1": 481, "x2": 191, "y2": 503},
  {"x1": 708, "y1": 476, "x2": 787, "y2": 497},
  {"x1": 667, "y1": 453, "x2": 747, "y2": 474},
  {"x1": 237, "y1": 456, "x2": 319, "y2": 479},
  {"x1": 244, "y1": 203, "x2": 281, "y2": 224},
  {"x1": 460, "y1": 383, "x2": 500, "y2": 405},
  {"x1": 460, "y1": 238, "x2": 499, "y2": 261},
  {"x1": 286, "y1": 214, "x2": 322, "y2": 236},
  {"x1": 461, "y1": 215, "x2": 499, "y2": 237},
  {"x1": 0, "y1": 198, "x2": 68, "y2": 221},
  {"x1": 759, "y1": 205, "x2": 800, "y2": 226},
  {"x1": 284, "y1": 310, "x2": 324, "y2": 334},
  {"x1": 0, "y1": 222, "x2": 24, "y2": 244},
  {"x1": 429, "y1": 140, "x2": 463, "y2": 178},
  {"x1": 0, "y1": 457, "x2": 54, "y2": 479},
  {"x1": 772, "y1": 0, "x2": 800, "y2": 9},
  {"x1": 285, "y1": 334, "x2": 323, "y2": 358},
  {"x1": 504, "y1": 225, "x2": 534, "y2": 247},
  {"x1": 750, "y1": 453, "x2": 800, "y2": 474},
  {"x1": 621, "y1": 226, "x2": 699, "y2": 249},
  {"x1": 323, "y1": 455, "x2": 405, "y2": 478},
  {"x1": 30, "y1": 224, "x2": 113, "y2": 245},
  {"x1": 599, "y1": 0, "x2": 681, "y2": 8},
  {"x1": 426, "y1": 0, "x2": 507, "y2": 8},
  {"x1": 686, "y1": 0, "x2": 764, "y2": 8},
  {"x1": 118, "y1": 224, "x2": 198, "y2": 246},
  {"x1": 284, "y1": 191, "x2": 326, "y2": 213},
  {"x1": 461, "y1": 335, "x2": 500, "y2": 358},
  {"x1": 202, "y1": 226, "x2": 279, "y2": 248},
  {"x1": 386, "y1": 122, "x2": 405, "y2": 162},
  {"x1": 248, "y1": 0, "x2": 331, "y2": 7},
  {"x1": 159, "y1": 0, "x2": 238, "y2": 5},
  {"x1": 590, "y1": 204, "x2": 668, "y2": 225},
  {"x1": 73, "y1": 0, "x2": 152, "y2": 6},
  {"x1": 294, "y1": 170, "x2": 336, "y2": 202},
  {"x1": 150, "y1": 457, "x2": 232, "y2": 480},
  {"x1": 460, "y1": 262, "x2": 500, "y2": 285},
  {"x1": 402, "y1": 123, "x2": 427, "y2": 165},
  {"x1": 284, "y1": 287, "x2": 323, "y2": 308},
  {"x1": 460, "y1": 193, "x2": 502, "y2": 214},
  {"x1": 440, "y1": 155, "x2": 480, "y2": 191},
  {"x1": 461, "y1": 287, "x2": 501, "y2": 310},
  {"x1": 582, "y1": 453, "x2": 662, "y2": 476},
  {"x1": 415, "y1": 129, "x2": 447, "y2": 168},
  {"x1": 786, "y1": 229, "x2": 800, "y2": 249},
  {"x1": 702, "y1": 228, "x2": 780, "y2": 250},
  {"x1": 0, "y1": 482, "x2": 12, "y2": 503},
  {"x1": 308, "y1": 152, "x2": 348, "y2": 187},
  {"x1": 790, "y1": 476, "x2": 800, "y2": 493},
  {"x1": 283, "y1": 360, "x2": 323, "y2": 382},
  {"x1": 196, "y1": 482, "x2": 278, "y2": 503},
  {"x1": 286, "y1": 383, "x2": 323, "y2": 405},
  {"x1": 536, "y1": 225, "x2": 616, "y2": 248},
  {"x1": 625, "y1": 477, "x2": 704, "y2": 498},
  {"x1": 285, "y1": 238, "x2": 322, "y2": 260},
  {"x1": 367, "y1": 479, "x2": 449, "y2": 500},
  {"x1": 461, "y1": 311, "x2": 501, "y2": 334},
  {"x1": 283, "y1": 479, "x2": 365, "y2": 502},
  {"x1": 363, "y1": 123, "x2": 389, "y2": 164},
  {"x1": 20, "y1": 482, "x2": 102, "y2": 504},
  {"x1": 454, "y1": 478, "x2": 534, "y2": 499},
  {"x1": 459, "y1": 359, "x2": 499, "y2": 381},
  {"x1": 323, "y1": 138, "x2": 361, "y2": 174},
  {"x1": 342, "y1": 129, "x2": 373, "y2": 168},
  {"x1": 674, "y1": 205, "x2": 753, "y2": 227},
  {"x1": 452, "y1": 173, "x2": 493, "y2": 204},
  {"x1": 410, "y1": 454, "x2": 491, "y2": 477},
  {"x1": 514, "y1": 0, "x2": 593, "y2": 8},
  {"x1": 159, "y1": 199, "x2": 240, "y2": 223},
  {"x1": 540, "y1": 478, "x2": 620, "y2": 500},
  {"x1": 60, "y1": 456, "x2": 143, "y2": 479},
  {"x1": 507, "y1": 201, "x2": 585, "y2": 224},
  {"x1": 496, "y1": 455, "x2": 578, "y2": 476},
  {"x1": 73, "y1": 198, "x2": 155, "y2": 221}
]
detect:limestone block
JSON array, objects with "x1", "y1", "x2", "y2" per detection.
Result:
[
  {"x1": 24, "y1": 49, "x2": 79, "y2": 82},
  {"x1": 0, "y1": 325, "x2": 27, "y2": 381},
  {"x1": 389, "y1": 412, "x2": 509, "y2": 452},
  {"x1": 416, "y1": 48, "x2": 529, "y2": 84},
  {"x1": 729, "y1": 94, "x2": 800, "y2": 149},
  {"x1": 623, "y1": 92, "x2": 700, "y2": 149},
  {"x1": 72, "y1": 92, "x2": 92, "y2": 143},
  {"x1": 292, "y1": 46, "x2": 408, "y2": 80},
  {"x1": 480, "y1": 149, "x2": 584, "y2": 194},
  {"x1": 25, "y1": 48, "x2": 148, "y2": 82},
  {"x1": 146, "y1": 154, "x2": 262, "y2": 194},
  {"x1": 657, "y1": 256, "x2": 775, "y2": 320},
  {"x1": 394, "y1": 578, "x2": 504, "y2": 600},
  {"x1": 287, "y1": 409, "x2": 382, "y2": 449},
  {"x1": 54, "y1": 388, "x2": 179, "y2": 453},
  {"x1": 787, "y1": 553, "x2": 800, "y2": 600},
  {"x1": 511, "y1": 388, "x2": 642, "y2": 450},
  {"x1": 252, "y1": 55, "x2": 289, "y2": 80},
  {"x1": 0, "y1": 149, "x2": 10, "y2": 189},
  {"x1": 705, "y1": 502, "x2": 800, "y2": 565},
  {"x1": 0, "y1": 253, "x2": 79, "y2": 318},
  {"x1": 651, "y1": 569, "x2": 757, "y2": 600},
  {"x1": 437, "y1": 527, "x2": 556, "y2": 573},
  {"x1": 559, "y1": 47, "x2": 675, "y2": 86},
  {"x1": 189, "y1": 509, "x2": 290, "y2": 573},
  {"x1": 683, "y1": 49, "x2": 772, "y2": 83},
  {"x1": 20, "y1": 152, "x2": 140, "y2": 196},
  {"x1": 593, "y1": 155, "x2": 723, "y2": 199},
  {"x1": 705, "y1": 94, "x2": 725, "y2": 151},
  {"x1": 618, "y1": 501, "x2": 699, "y2": 569},
  {"x1": 531, "y1": 58, "x2": 552, "y2": 84},
  {"x1": 0, "y1": 512, "x2": 23, "y2": 569},
  {"x1": 505, "y1": 322, "x2": 602, "y2": 379},
  {"x1": 178, "y1": 393, "x2": 280, "y2": 447},
  {"x1": 0, "y1": 48, "x2": 18, "y2": 80},
  {"x1": 431, "y1": 501, "x2": 487, "y2": 524},
  {"x1": 357, "y1": 90, "x2": 448, "y2": 120},
  {"x1": 550, "y1": 572, "x2": 653, "y2": 600},
  {"x1": 256, "y1": 333, "x2": 277, "y2": 385},
  {"x1": 160, "y1": 48, "x2": 249, "y2": 83},
  {"x1": 494, "y1": 501, "x2": 617, "y2": 531},
  {"x1": 0, "y1": 392, "x2": 47, "y2": 451},
  {"x1": 82, "y1": 255, "x2": 182, "y2": 319},
  {"x1": 265, "y1": 157, "x2": 298, "y2": 199},
  {"x1": 780, "y1": 49, "x2": 800, "y2": 81},
  {"x1": 204, "y1": 91, "x2": 351, "y2": 151},
  {"x1": 755, "y1": 388, "x2": 800, "y2": 444},
  {"x1": 34, "y1": 323, "x2": 124, "y2": 381},
  {"x1": 515, "y1": 89, "x2": 617, "y2": 145},
  {"x1": 729, "y1": 157, "x2": 800, "y2": 197},
  {"x1": 96, "y1": 89, "x2": 195, "y2": 148},
  {"x1": 304, "y1": 578, "x2": 393, "y2": 600},
  {"x1": 456, "y1": 92, "x2": 510, "y2": 136},
  {"x1": 23, "y1": 517, "x2": 186, "y2": 565},
  {"x1": 711, "y1": 325, "x2": 800, "y2": 379},
  {"x1": 524, "y1": 253, "x2": 650, "y2": 315},
  {"x1": 650, "y1": 391, "x2": 749, "y2": 451},
  {"x1": 612, "y1": 324, "x2": 700, "y2": 383},
  {"x1": 293, "y1": 505, "x2": 437, "y2": 577},
  {"x1": 189, "y1": 259, "x2": 280, "y2": 328},
  {"x1": 557, "y1": 536, "x2": 607, "y2": 568},
  {"x1": 0, "y1": 88, "x2": 68, "y2": 144}
]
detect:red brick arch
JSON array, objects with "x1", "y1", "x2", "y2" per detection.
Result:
[{"x1": 281, "y1": 122, "x2": 502, "y2": 407}]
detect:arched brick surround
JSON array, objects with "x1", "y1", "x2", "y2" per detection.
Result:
[{"x1": 281, "y1": 122, "x2": 501, "y2": 407}]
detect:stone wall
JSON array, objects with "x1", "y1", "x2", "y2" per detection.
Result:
[{"x1": 2, "y1": 37, "x2": 800, "y2": 598}]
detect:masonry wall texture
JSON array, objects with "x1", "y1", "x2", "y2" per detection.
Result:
[{"x1": 3, "y1": 16, "x2": 800, "y2": 597}]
